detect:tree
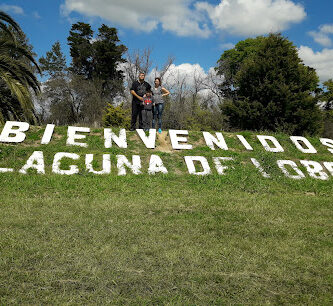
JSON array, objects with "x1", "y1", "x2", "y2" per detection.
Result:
[
  {"x1": 0, "y1": 11, "x2": 40, "y2": 124},
  {"x1": 217, "y1": 33, "x2": 322, "y2": 135},
  {"x1": 94, "y1": 24, "x2": 127, "y2": 97},
  {"x1": 67, "y1": 22, "x2": 126, "y2": 99},
  {"x1": 39, "y1": 41, "x2": 67, "y2": 78},
  {"x1": 38, "y1": 41, "x2": 67, "y2": 123},
  {"x1": 0, "y1": 11, "x2": 20, "y2": 37},
  {"x1": 122, "y1": 48, "x2": 154, "y2": 91},
  {"x1": 320, "y1": 79, "x2": 333, "y2": 111},
  {"x1": 67, "y1": 22, "x2": 94, "y2": 79},
  {"x1": 319, "y1": 79, "x2": 333, "y2": 138},
  {"x1": 38, "y1": 40, "x2": 115, "y2": 125}
]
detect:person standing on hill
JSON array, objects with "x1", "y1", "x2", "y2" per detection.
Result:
[
  {"x1": 152, "y1": 77, "x2": 170, "y2": 133},
  {"x1": 141, "y1": 89, "x2": 154, "y2": 131},
  {"x1": 130, "y1": 72, "x2": 151, "y2": 131}
]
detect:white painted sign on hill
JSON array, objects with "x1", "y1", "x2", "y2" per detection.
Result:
[{"x1": 0, "y1": 121, "x2": 333, "y2": 179}]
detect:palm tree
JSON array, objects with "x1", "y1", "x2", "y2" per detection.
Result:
[
  {"x1": 0, "y1": 10, "x2": 20, "y2": 35},
  {"x1": 0, "y1": 11, "x2": 41, "y2": 124}
]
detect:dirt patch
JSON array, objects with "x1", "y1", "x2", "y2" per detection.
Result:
[
  {"x1": 173, "y1": 168, "x2": 184, "y2": 175},
  {"x1": 193, "y1": 137, "x2": 205, "y2": 148},
  {"x1": 53, "y1": 133, "x2": 63, "y2": 140},
  {"x1": 129, "y1": 133, "x2": 141, "y2": 142},
  {"x1": 156, "y1": 131, "x2": 173, "y2": 153},
  {"x1": 90, "y1": 132, "x2": 102, "y2": 136}
]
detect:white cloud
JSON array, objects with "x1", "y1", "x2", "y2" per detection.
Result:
[
  {"x1": 152, "y1": 63, "x2": 207, "y2": 89},
  {"x1": 61, "y1": 0, "x2": 211, "y2": 38},
  {"x1": 308, "y1": 24, "x2": 333, "y2": 47},
  {"x1": 33, "y1": 11, "x2": 41, "y2": 19},
  {"x1": 148, "y1": 63, "x2": 223, "y2": 103},
  {"x1": 298, "y1": 46, "x2": 333, "y2": 82},
  {"x1": 196, "y1": 0, "x2": 306, "y2": 36},
  {"x1": 220, "y1": 42, "x2": 235, "y2": 50},
  {"x1": 0, "y1": 4, "x2": 24, "y2": 15}
]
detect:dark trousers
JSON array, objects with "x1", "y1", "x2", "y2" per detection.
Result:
[
  {"x1": 131, "y1": 101, "x2": 143, "y2": 129},
  {"x1": 142, "y1": 109, "x2": 153, "y2": 130}
]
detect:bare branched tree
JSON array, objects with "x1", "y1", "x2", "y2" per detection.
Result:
[
  {"x1": 122, "y1": 48, "x2": 153, "y2": 86},
  {"x1": 120, "y1": 48, "x2": 174, "y2": 105},
  {"x1": 201, "y1": 68, "x2": 225, "y2": 105},
  {"x1": 151, "y1": 55, "x2": 175, "y2": 80}
]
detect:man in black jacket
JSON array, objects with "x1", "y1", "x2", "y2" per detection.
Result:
[{"x1": 130, "y1": 72, "x2": 151, "y2": 131}]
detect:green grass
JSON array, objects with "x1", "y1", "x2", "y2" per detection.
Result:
[{"x1": 0, "y1": 126, "x2": 332, "y2": 304}]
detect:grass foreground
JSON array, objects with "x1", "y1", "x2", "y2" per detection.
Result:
[{"x1": 0, "y1": 125, "x2": 332, "y2": 304}]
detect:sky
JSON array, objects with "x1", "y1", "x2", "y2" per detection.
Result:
[{"x1": 1, "y1": 0, "x2": 333, "y2": 83}]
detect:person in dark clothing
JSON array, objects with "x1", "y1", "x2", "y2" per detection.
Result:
[
  {"x1": 130, "y1": 72, "x2": 151, "y2": 131},
  {"x1": 141, "y1": 90, "x2": 154, "y2": 131}
]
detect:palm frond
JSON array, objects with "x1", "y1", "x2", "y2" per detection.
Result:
[
  {"x1": 0, "y1": 10, "x2": 39, "y2": 124},
  {"x1": 0, "y1": 55, "x2": 40, "y2": 93},
  {"x1": 0, "y1": 11, "x2": 21, "y2": 33}
]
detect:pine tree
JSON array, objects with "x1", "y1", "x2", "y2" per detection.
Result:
[{"x1": 217, "y1": 33, "x2": 322, "y2": 135}]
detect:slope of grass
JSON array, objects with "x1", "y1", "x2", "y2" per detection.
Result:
[{"x1": 0, "y1": 126, "x2": 332, "y2": 304}]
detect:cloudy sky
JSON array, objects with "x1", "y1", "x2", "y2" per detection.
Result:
[{"x1": 1, "y1": 0, "x2": 333, "y2": 82}]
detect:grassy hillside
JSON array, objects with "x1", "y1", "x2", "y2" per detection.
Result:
[{"x1": 0, "y1": 125, "x2": 332, "y2": 304}]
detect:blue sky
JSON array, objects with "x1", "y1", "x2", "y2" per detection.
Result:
[{"x1": 1, "y1": 0, "x2": 333, "y2": 82}]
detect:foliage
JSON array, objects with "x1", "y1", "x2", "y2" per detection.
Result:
[
  {"x1": 38, "y1": 40, "x2": 118, "y2": 125},
  {"x1": 36, "y1": 23, "x2": 128, "y2": 126},
  {"x1": 67, "y1": 22, "x2": 127, "y2": 99},
  {"x1": 0, "y1": 11, "x2": 40, "y2": 124},
  {"x1": 217, "y1": 33, "x2": 322, "y2": 135},
  {"x1": 322, "y1": 110, "x2": 333, "y2": 139},
  {"x1": 39, "y1": 41, "x2": 67, "y2": 78},
  {"x1": 102, "y1": 102, "x2": 130, "y2": 128},
  {"x1": 320, "y1": 79, "x2": 333, "y2": 111},
  {"x1": 0, "y1": 10, "x2": 20, "y2": 35}
]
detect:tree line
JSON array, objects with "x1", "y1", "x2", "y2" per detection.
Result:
[{"x1": 0, "y1": 11, "x2": 332, "y2": 136}]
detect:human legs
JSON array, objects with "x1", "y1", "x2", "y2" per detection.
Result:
[
  {"x1": 131, "y1": 101, "x2": 143, "y2": 130},
  {"x1": 157, "y1": 103, "x2": 164, "y2": 129},
  {"x1": 152, "y1": 105, "x2": 157, "y2": 128},
  {"x1": 146, "y1": 110, "x2": 153, "y2": 130},
  {"x1": 142, "y1": 109, "x2": 148, "y2": 130},
  {"x1": 142, "y1": 109, "x2": 153, "y2": 130}
]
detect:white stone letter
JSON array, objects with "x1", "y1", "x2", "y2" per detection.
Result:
[
  {"x1": 184, "y1": 156, "x2": 211, "y2": 175},
  {"x1": 19, "y1": 151, "x2": 45, "y2": 174},
  {"x1": 320, "y1": 138, "x2": 333, "y2": 154},
  {"x1": 257, "y1": 135, "x2": 284, "y2": 152},
  {"x1": 0, "y1": 121, "x2": 29, "y2": 143},
  {"x1": 290, "y1": 136, "x2": 317, "y2": 154},
  {"x1": 0, "y1": 167, "x2": 13, "y2": 173},
  {"x1": 237, "y1": 135, "x2": 253, "y2": 151},
  {"x1": 148, "y1": 155, "x2": 168, "y2": 175},
  {"x1": 213, "y1": 157, "x2": 234, "y2": 175},
  {"x1": 136, "y1": 129, "x2": 156, "y2": 149},
  {"x1": 104, "y1": 128, "x2": 127, "y2": 149},
  {"x1": 251, "y1": 158, "x2": 270, "y2": 178},
  {"x1": 66, "y1": 126, "x2": 90, "y2": 147},
  {"x1": 169, "y1": 130, "x2": 192, "y2": 150},
  {"x1": 52, "y1": 152, "x2": 80, "y2": 175},
  {"x1": 324, "y1": 162, "x2": 333, "y2": 176},
  {"x1": 41, "y1": 124, "x2": 55, "y2": 144},
  {"x1": 277, "y1": 160, "x2": 305, "y2": 179},
  {"x1": 85, "y1": 154, "x2": 111, "y2": 174},
  {"x1": 300, "y1": 160, "x2": 329, "y2": 180},
  {"x1": 116, "y1": 155, "x2": 141, "y2": 176},
  {"x1": 203, "y1": 132, "x2": 228, "y2": 151}
]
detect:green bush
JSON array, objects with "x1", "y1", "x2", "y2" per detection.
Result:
[{"x1": 102, "y1": 103, "x2": 131, "y2": 128}]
